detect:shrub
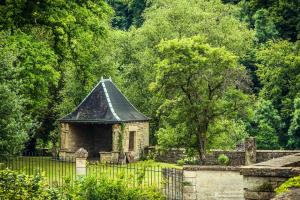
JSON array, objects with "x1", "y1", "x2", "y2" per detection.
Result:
[
  {"x1": 0, "y1": 169, "x2": 165, "y2": 200},
  {"x1": 176, "y1": 159, "x2": 185, "y2": 166},
  {"x1": 0, "y1": 169, "x2": 55, "y2": 200},
  {"x1": 217, "y1": 154, "x2": 230, "y2": 166},
  {"x1": 75, "y1": 176, "x2": 165, "y2": 200},
  {"x1": 275, "y1": 175, "x2": 300, "y2": 194}
]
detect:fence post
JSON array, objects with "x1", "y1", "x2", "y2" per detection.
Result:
[
  {"x1": 245, "y1": 137, "x2": 256, "y2": 165},
  {"x1": 75, "y1": 148, "x2": 88, "y2": 177},
  {"x1": 182, "y1": 168, "x2": 197, "y2": 200}
]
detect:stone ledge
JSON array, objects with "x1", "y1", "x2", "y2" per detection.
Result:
[
  {"x1": 241, "y1": 166, "x2": 300, "y2": 177},
  {"x1": 183, "y1": 165, "x2": 241, "y2": 171},
  {"x1": 244, "y1": 191, "x2": 275, "y2": 200}
]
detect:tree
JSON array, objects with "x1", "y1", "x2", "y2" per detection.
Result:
[
  {"x1": 107, "y1": 0, "x2": 148, "y2": 29},
  {"x1": 256, "y1": 40, "x2": 300, "y2": 147},
  {"x1": 114, "y1": 0, "x2": 255, "y2": 144},
  {"x1": 288, "y1": 97, "x2": 300, "y2": 148},
  {"x1": 238, "y1": 0, "x2": 300, "y2": 41},
  {"x1": 250, "y1": 99, "x2": 282, "y2": 149},
  {"x1": 153, "y1": 36, "x2": 251, "y2": 162},
  {"x1": 0, "y1": 0, "x2": 114, "y2": 150},
  {"x1": 0, "y1": 84, "x2": 32, "y2": 154},
  {"x1": 253, "y1": 9, "x2": 278, "y2": 43}
]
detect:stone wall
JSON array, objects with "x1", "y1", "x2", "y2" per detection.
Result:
[
  {"x1": 147, "y1": 146, "x2": 300, "y2": 166},
  {"x1": 112, "y1": 122, "x2": 149, "y2": 161},
  {"x1": 60, "y1": 123, "x2": 112, "y2": 158},
  {"x1": 241, "y1": 153, "x2": 300, "y2": 200},
  {"x1": 182, "y1": 166, "x2": 244, "y2": 200},
  {"x1": 60, "y1": 121, "x2": 149, "y2": 161}
]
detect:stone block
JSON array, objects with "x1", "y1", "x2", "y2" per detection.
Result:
[
  {"x1": 184, "y1": 170, "x2": 197, "y2": 178},
  {"x1": 244, "y1": 191, "x2": 275, "y2": 200},
  {"x1": 183, "y1": 186, "x2": 196, "y2": 193},
  {"x1": 183, "y1": 192, "x2": 197, "y2": 200}
]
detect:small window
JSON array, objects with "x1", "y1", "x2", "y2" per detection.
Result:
[{"x1": 129, "y1": 131, "x2": 135, "y2": 151}]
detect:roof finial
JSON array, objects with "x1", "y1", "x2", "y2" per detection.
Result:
[
  {"x1": 101, "y1": 76, "x2": 104, "y2": 80},
  {"x1": 109, "y1": 76, "x2": 112, "y2": 80}
]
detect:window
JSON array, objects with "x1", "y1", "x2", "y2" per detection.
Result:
[{"x1": 129, "y1": 131, "x2": 135, "y2": 151}]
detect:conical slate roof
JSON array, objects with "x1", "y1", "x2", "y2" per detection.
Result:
[{"x1": 59, "y1": 79, "x2": 149, "y2": 124}]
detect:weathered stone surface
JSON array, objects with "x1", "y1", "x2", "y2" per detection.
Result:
[
  {"x1": 183, "y1": 192, "x2": 197, "y2": 200},
  {"x1": 244, "y1": 191, "x2": 275, "y2": 200},
  {"x1": 146, "y1": 146, "x2": 300, "y2": 166},
  {"x1": 184, "y1": 165, "x2": 240, "y2": 171},
  {"x1": 245, "y1": 137, "x2": 256, "y2": 165},
  {"x1": 60, "y1": 121, "x2": 149, "y2": 162},
  {"x1": 182, "y1": 168, "x2": 244, "y2": 200},
  {"x1": 75, "y1": 148, "x2": 88, "y2": 158},
  {"x1": 272, "y1": 188, "x2": 300, "y2": 200},
  {"x1": 99, "y1": 152, "x2": 112, "y2": 163}
]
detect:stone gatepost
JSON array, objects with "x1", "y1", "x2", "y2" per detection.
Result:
[
  {"x1": 75, "y1": 148, "x2": 88, "y2": 177},
  {"x1": 183, "y1": 169, "x2": 197, "y2": 200},
  {"x1": 245, "y1": 137, "x2": 256, "y2": 165}
]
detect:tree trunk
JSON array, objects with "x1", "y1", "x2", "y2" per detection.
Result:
[
  {"x1": 196, "y1": 119, "x2": 209, "y2": 164},
  {"x1": 196, "y1": 132, "x2": 206, "y2": 164}
]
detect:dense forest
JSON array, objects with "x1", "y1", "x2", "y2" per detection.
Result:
[{"x1": 0, "y1": 0, "x2": 299, "y2": 158}]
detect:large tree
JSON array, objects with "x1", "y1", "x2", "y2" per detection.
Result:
[
  {"x1": 0, "y1": 0, "x2": 114, "y2": 150},
  {"x1": 153, "y1": 36, "x2": 252, "y2": 162},
  {"x1": 256, "y1": 40, "x2": 300, "y2": 148},
  {"x1": 114, "y1": 0, "x2": 255, "y2": 143}
]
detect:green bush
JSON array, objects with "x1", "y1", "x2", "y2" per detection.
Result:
[
  {"x1": 217, "y1": 154, "x2": 230, "y2": 166},
  {"x1": 176, "y1": 159, "x2": 185, "y2": 166},
  {"x1": 76, "y1": 176, "x2": 165, "y2": 200},
  {"x1": 0, "y1": 169, "x2": 56, "y2": 200},
  {"x1": 275, "y1": 175, "x2": 300, "y2": 194},
  {"x1": 0, "y1": 169, "x2": 165, "y2": 200}
]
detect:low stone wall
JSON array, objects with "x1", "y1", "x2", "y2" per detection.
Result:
[
  {"x1": 256, "y1": 150, "x2": 300, "y2": 163},
  {"x1": 146, "y1": 146, "x2": 300, "y2": 166},
  {"x1": 205, "y1": 150, "x2": 245, "y2": 166},
  {"x1": 240, "y1": 153, "x2": 300, "y2": 200},
  {"x1": 183, "y1": 165, "x2": 244, "y2": 200}
]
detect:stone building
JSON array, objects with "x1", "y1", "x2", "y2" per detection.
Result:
[{"x1": 59, "y1": 78, "x2": 150, "y2": 162}]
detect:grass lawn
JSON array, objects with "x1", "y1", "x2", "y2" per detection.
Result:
[{"x1": 0, "y1": 156, "x2": 181, "y2": 187}]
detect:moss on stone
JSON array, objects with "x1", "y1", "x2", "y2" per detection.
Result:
[{"x1": 275, "y1": 175, "x2": 300, "y2": 194}]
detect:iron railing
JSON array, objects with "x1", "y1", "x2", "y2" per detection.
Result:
[{"x1": 0, "y1": 154, "x2": 183, "y2": 199}]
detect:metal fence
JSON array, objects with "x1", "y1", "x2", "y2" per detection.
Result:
[
  {"x1": 0, "y1": 154, "x2": 76, "y2": 186},
  {"x1": 0, "y1": 154, "x2": 183, "y2": 200}
]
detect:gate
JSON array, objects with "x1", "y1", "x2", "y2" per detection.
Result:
[{"x1": 163, "y1": 168, "x2": 183, "y2": 200}]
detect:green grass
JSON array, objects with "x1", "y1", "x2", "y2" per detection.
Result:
[{"x1": 0, "y1": 157, "x2": 181, "y2": 187}]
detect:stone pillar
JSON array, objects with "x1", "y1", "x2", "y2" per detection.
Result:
[
  {"x1": 75, "y1": 148, "x2": 88, "y2": 176},
  {"x1": 245, "y1": 137, "x2": 256, "y2": 165},
  {"x1": 183, "y1": 170, "x2": 197, "y2": 200}
]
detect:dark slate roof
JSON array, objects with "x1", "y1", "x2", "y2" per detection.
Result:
[{"x1": 59, "y1": 79, "x2": 150, "y2": 124}]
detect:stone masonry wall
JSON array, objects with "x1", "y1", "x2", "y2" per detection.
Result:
[
  {"x1": 147, "y1": 146, "x2": 300, "y2": 166},
  {"x1": 241, "y1": 153, "x2": 300, "y2": 200},
  {"x1": 112, "y1": 122, "x2": 149, "y2": 160},
  {"x1": 182, "y1": 166, "x2": 244, "y2": 200}
]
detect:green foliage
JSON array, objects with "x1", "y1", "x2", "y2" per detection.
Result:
[
  {"x1": 79, "y1": 176, "x2": 165, "y2": 200},
  {"x1": 0, "y1": 84, "x2": 32, "y2": 154},
  {"x1": 288, "y1": 98, "x2": 300, "y2": 148},
  {"x1": 238, "y1": 0, "x2": 300, "y2": 41},
  {"x1": 154, "y1": 36, "x2": 252, "y2": 161},
  {"x1": 0, "y1": 169, "x2": 54, "y2": 200},
  {"x1": 0, "y1": 169, "x2": 165, "y2": 200},
  {"x1": 176, "y1": 159, "x2": 185, "y2": 166},
  {"x1": 275, "y1": 175, "x2": 300, "y2": 194},
  {"x1": 256, "y1": 40, "x2": 300, "y2": 148},
  {"x1": 253, "y1": 9, "x2": 278, "y2": 43},
  {"x1": 217, "y1": 154, "x2": 230, "y2": 166},
  {"x1": 208, "y1": 119, "x2": 248, "y2": 150},
  {"x1": 108, "y1": 0, "x2": 148, "y2": 29},
  {"x1": 250, "y1": 99, "x2": 282, "y2": 149},
  {"x1": 0, "y1": 0, "x2": 115, "y2": 150}
]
